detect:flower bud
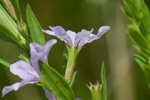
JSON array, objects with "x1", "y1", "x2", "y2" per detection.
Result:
[
  {"x1": 88, "y1": 82, "x2": 102, "y2": 100},
  {"x1": 2, "y1": 0, "x2": 17, "y2": 21},
  {"x1": 0, "y1": 4, "x2": 26, "y2": 46}
]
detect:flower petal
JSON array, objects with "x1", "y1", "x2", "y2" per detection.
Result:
[
  {"x1": 87, "y1": 34, "x2": 98, "y2": 43},
  {"x1": 76, "y1": 98, "x2": 81, "y2": 100},
  {"x1": 42, "y1": 30, "x2": 56, "y2": 36},
  {"x1": 75, "y1": 30, "x2": 91, "y2": 47},
  {"x1": 87, "y1": 26, "x2": 110, "y2": 43},
  {"x1": 49, "y1": 26, "x2": 73, "y2": 46},
  {"x1": 97, "y1": 26, "x2": 110, "y2": 37},
  {"x1": 30, "y1": 43, "x2": 44, "y2": 74},
  {"x1": 10, "y1": 60, "x2": 40, "y2": 81},
  {"x1": 43, "y1": 88, "x2": 57, "y2": 100},
  {"x1": 66, "y1": 30, "x2": 76, "y2": 46},
  {"x1": 30, "y1": 43, "x2": 44, "y2": 59},
  {"x1": 43, "y1": 39, "x2": 57, "y2": 60},
  {"x1": 30, "y1": 40, "x2": 57, "y2": 74},
  {"x1": 2, "y1": 80, "x2": 39, "y2": 97}
]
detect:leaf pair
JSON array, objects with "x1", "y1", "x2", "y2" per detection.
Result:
[{"x1": 26, "y1": 5, "x2": 45, "y2": 45}]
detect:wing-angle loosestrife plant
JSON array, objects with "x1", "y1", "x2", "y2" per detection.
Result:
[
  {"x1": 43, "y1": 26, "x2": 110, "y2": 82},
  {"x1": 2, "y1": 39, "x2": 57, "y2": 99},
  {"x1": 0, "y1": 0, "x2": 110, "y2": 99}
]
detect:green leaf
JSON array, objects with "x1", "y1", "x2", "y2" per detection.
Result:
[
  {"x1": 135, "y1": 57, "x2": 150, "y2": 85},
  {"x1": 0, "y1": 58, "x2": 10, "y2": 68},
  {"x1": 0, "y1": 3, "x2": 26, "y2": 46},
  {"x1": 69, "y1": 71, "x2": 77, "y2": 87},
  {"x1": 0, "y1": 24, "x2": 26, "y2": 46},
  {"x1": 0, "y1": 3, "x2": 19, "y2": 35},
  {"x1": 135, "y1": 55, "x2": 147, "y2": 65},
  {"x1": 0, "y1": 24, "x2": 16, "y2": 43},
  {"x1": 26, "y1": 5, "x2": 45, "y2": 45},
  {"x1": 101, "y1": 63, "x2": 107, "y2": 100},
  {"x1": 2, "y1": 0, "x2": 18, "y2": 21},
  {"x1": 128, "y1": 25, "x2": 149, "y2": 50},
  {"x1": 40, "y1": 62, "x2": 75, "y2": 100},
  {"x1": 123, "y1": 0, "x2": 150, "y2": 41},
  {"x1": 14, "y1": 0, "x2": 22, "y2": 21}
]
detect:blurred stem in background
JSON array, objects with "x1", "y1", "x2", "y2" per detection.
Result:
[{"x1": 100, "y1": 0, "x2": 135, "y2": 100}]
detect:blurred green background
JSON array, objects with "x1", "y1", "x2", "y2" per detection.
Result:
[{"x1": 0, "y1": 0, "x2": 150, "y2": 100}]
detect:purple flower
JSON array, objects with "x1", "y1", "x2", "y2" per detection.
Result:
[
  {"x1": 43, "y1": 26, "x2": 110, "y2": 47},
  {"x1": 2, "y1": 39, "x2": 57, "y2": 97},
  {"x1": 44, "y1": 88, "x2": 57, "y2": 100},
  {"x1": 2, "y1": 61, "x2": 40, "y2": 96},
  {"x1": 30, "y1": 39, "x2": 57, "y2": 75},
  {"x1": 76, "y1": 98, "x2": 81, "y2": 100}
]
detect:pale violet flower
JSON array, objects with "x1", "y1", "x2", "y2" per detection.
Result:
[
  {"x1": 75, "y1": 98, "x2": 81, "y2": 100},
  {"x1": 44, "y1": 88, "x2": 57, "y2": 100},
  {"x1": 43, "y1": 26, "x2": 110, "y2": 47},
  {"x1": 30, "y1": 39, "x2": 57, "y2": 75},
  {"x1": 44, "y1": 88, "x2": 81, "y2": 100},
  {"x1": 2, "y1": 60, "x2": 40, "y2": 96},
  {"x1": 2, "y1": 39, "x2": 57, "y2": 99}
]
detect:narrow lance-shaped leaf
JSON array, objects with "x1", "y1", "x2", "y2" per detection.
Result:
[
  {"x1": 40, "y1": 62, "x2": 75, "y2": 100},
  {"x1": 14, "y1": 0, "x2": 22, "y2": 21},
  {"x1": 26, "y1": 5, "x2": 45, "y2": 45},
  {"x1": 0, "y1": 58, "x2": 10, "y2": 68},
  {"x1": 123, "y1": 0, "x2": 150, "y2": 41},
  {"x1": 0, "y1": 24, "x2": 17, "y2": 43},
  {"x1": 135, "y1": 56, "x2": 150, "y2": 87},
  {"x1": 69, "y1": 71, "x2": 77, "y2": 87},
  {"x1": 0, "y1": 24, "x2": 26, "y2": 46},
  {"x1": 0, "y1": 3, "x2": 26, "y2": 46},
  {"x1": 128, "y1": 25, "x2": 150, "y2": 50},
  {"x1": 2, "y1": 0, "x2": 17, "y2": 21},
  {"x1": 135, "y1": 55, "x2": 149, "y2": 71},
  {"x1": 0, "y1": 3, "x2": 19, "y2": 36},
  {"x1": 101, "y1": 63, "x2": 107, "y2": 100}
]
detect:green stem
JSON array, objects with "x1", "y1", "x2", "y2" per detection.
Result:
[
  {"x1": 0, "y1": 58, "x2": 10, "y2": 68},
  {"x1": 65, "y1": 47, "x2": 81, "y2": 83}
]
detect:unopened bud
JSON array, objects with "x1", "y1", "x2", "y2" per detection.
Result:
[
  {"x1": 88, "y1": 82, "x2": 102, "y2": 100},
  {"x1": 3, "y1": 0, "x2": 17, "y2": 21},
  {"x1": 17, "y1": 21, "x2": 28, "y2": 35}
]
